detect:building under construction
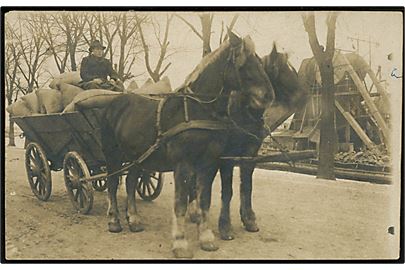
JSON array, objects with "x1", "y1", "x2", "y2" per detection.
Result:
[{"x1": 273, "y1": 51, "x2": 391, "y2": 155}]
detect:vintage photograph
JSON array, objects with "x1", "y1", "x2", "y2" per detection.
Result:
[{"x1": 3, "y1": 8, "x2": 403, "y2": 260}]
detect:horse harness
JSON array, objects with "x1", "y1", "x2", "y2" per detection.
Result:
[{"x1": 105, "y1": 46, "x2": 256, "y2": 178}]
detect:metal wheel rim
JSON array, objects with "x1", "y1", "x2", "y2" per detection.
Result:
[
  {"x1": 136, "y1": 172, "x2": 164, "y2": 201},
  {"x1": 25, "y1": 143, "x2": 52, "y2": 201},
  {"x1": 63, "y1": 152, "x2": 94, "y2": 214}
]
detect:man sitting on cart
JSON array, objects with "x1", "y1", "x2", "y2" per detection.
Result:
[{"x1": 79, "y1": 40, "x2": 124, "y2": 92}]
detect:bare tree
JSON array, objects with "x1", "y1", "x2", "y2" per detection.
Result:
[
  {"x1": 176, "y1": 13, "x2": 239, "y2": 57},
  {"x1": 5, "y1": 21, "x2": 23, "y2": 146},
  {"x1": 11, "y1": 15, "x2": 49, "y2": 94},
  {"x1": 302, "y1": 12, "x2": 338, "y2": 180},
  {"x1": 34, "y1": 13, "x2": 86, "y2": 73},
  {"x1": 136, "y1": 14, "x2": 173, "y2": 82},
  {"x1": 116, "y1": 13, "x2": 142, "y2": 81},
  {"x1": 81, "y1": 12, "x2": 142, "y2": 82}
]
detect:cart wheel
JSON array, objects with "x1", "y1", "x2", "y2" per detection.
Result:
[
  {"x1": 25, "y1": 142, "x2": 52, "y2": 201},
  {"x1": 63, "y1": 152, "x2": 93, "y2": 214},
  {"x1": 136, "y1": 172, "x2": 164, "y2": 201},
  {"x1": 92, "y1": 178, "x2": 107, "y2": 192}
]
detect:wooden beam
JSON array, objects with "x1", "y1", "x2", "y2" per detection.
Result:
[
  {"x1": 335, "y1": 100, "x2": 375, "y2": 149},
  {"x1": 338, "y1": 55, "x2": 389, "y2": 146}
]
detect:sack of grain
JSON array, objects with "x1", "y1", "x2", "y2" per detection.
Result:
[
  {"x1": 63, "y1": 89, "x2": 122, "y2": 112},
  {"x1": 141, "y1": 78, "x2": 153, "y2": 88},
  {"x1": 21, "y1": 92, "x2": 40, "y2": 113},
  {"x1": 134, "y1": 76, "x2": 172, "y2": 95},
  {"x1": 6, "y1": 100, "x2": 33, "y2": 117},
  {"x1": 59, "y1": 83, "x2": 84, "y2": 107},
  {"x1": 36, "y1": 89, "x2": 63, "y2": 114},
  {"x1": 49, "y1": 71, "x2": 82, "y2": 89},
  {"x1": 125, "y1": 80, "x2": 139, "y2": 93}
]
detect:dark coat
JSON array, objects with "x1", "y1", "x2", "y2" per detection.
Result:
[{"x1": 80, "y1": 55, "x2": 119, "y2": 82}]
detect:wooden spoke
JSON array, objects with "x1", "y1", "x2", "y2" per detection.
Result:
[
  {"x1": 63, "y1": 152, "x2": 93, "y2": 214},
  {"x1": 136, "y1": 172, "x2": 164, "y2": 201},
  {"x1": 25, "y1": 143, "x2": 52, "y2": 201}
]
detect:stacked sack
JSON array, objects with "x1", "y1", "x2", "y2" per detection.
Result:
[
  {"x1": 6, "y1": 71, "x2": 121, "y2": 117},
  {"x1": 51, "y1": 71, "x2": 123, "y2": 112},
  {"x1": 6, "y1": 89, "x2": 63, "y2": 117},
  {"x1": 7, "y1": 73, "x2": 174, "y2": 117},
  {"x1": 126, "y1": 76, "x2": 172, "y2": 95},
  {"x1": 7, "y1": 71, "x2": 81, "y2": 117}
]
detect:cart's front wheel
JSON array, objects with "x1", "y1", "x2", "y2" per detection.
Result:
[
  {"x1": 136, "y1": 172, "x2": 164, "y2": 201},
  {"x1": 25, "y1": 142, "x2": 52, "y2": 201},
  {"x1": 63, "y1": 152, "x2": 93, "y2": 214}
]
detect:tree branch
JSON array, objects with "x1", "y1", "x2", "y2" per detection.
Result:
[
  {"x1": 325, "y1": 12, "x2": 338, "y2": 59},
  {"x1": 175, "y1": 14, "x2": 203, "y2": 40},
  {"x1": 302, "y1": 12, "x2": 324, "y2": 63}
]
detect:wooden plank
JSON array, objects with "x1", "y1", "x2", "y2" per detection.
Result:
[
  {"x1": 257, "y1": 162, "x2": 392, "y2": 185},
  {"x1": 335, "y1": 100, "x2": 375, "y2": 149},
  {"x1": 221, "y1": 150, "x2": 317, "y2": 163},
  {"x1": 339, "y1": 55, "x2": 389, "y2": 146},
  {"x1": 366, "y1": 68, "x2": 390, "y2": 109}
]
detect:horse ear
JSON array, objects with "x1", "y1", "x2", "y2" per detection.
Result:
[
  {"x1": 228, "y1": 30, "x2": 241, "y2": 47},
  {"x1": 270, "y1": 42, "x2": 278, "y2": 59},
  {"x1": 243, "y1": 35, "x2": 255, "y2": 56}
]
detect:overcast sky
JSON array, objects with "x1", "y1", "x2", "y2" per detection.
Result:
[
  {"x1": 154, "y1": 11, "x2": 403, "y2": 89},
  {"x1": 5, "y1": 10, "x2": 403, "y2": 90}
]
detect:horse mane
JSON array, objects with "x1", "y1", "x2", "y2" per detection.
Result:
[{"x1": 178, "y1": 40, "x2": 231, "y2": 91}]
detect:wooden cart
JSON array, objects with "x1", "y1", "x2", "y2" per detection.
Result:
[{"x1": 13, "y1": 108, "x2": 164, "y2": 214}]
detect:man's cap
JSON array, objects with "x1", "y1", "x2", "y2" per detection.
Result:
[{"x1": 89, "y1": 40, "x2": 106, "y2": 52}]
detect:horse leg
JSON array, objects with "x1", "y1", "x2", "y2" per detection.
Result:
[
  {"x1": 197, "y1": 166, "x2": 219, "y2": 252},
  {"x1": 172, "y1": 162, "x2": 193, "y2": 258},
  {"x1": 239, "y1": 164, "x2": 259, "y2": 232},
  {"x1": 125, "y1": 168, "x2": 144, "y2": 232},
  {"x1": 105, "y1": 157, "x2": 123, "y2": 233},
  {"x1": 187, "y1": 173, "x2": 201, "y2": 224},
  {"x1": 218, "y1": 162, "x2": 234, "y2": 240}
]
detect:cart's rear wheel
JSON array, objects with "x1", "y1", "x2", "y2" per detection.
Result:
[
  {"x1": 90, "y1": 168, "x2": 108, "y2": 192},
  {"x1": 92, "y1": 178, "x2": 107, "y2": 192},
  {"x1": 63, "y1": 152, "x2": 93, "y2": 214},
  {"x1": 25, "y1": 142, "x2": 52, "y2": 201},
  {"x1": 136, "y1": 172, "x2": 164, "y2": 201}
]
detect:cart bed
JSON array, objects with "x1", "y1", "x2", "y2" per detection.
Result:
[{"x1": 13, "y1": 109, "x2": 105, "y2": 170}]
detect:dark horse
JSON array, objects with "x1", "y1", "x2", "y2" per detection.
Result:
[
  {"x1": 100, "y1": 31, "x2": 275, "y2": 258},
  {"x1": 217, "y1": 43, "x2": 307, "y2": 240}
]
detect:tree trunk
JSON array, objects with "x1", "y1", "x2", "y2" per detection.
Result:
[
  {"x1": 200, "y1": 14, "x2": 212, "y2": 57},
  {"x1": 8, "y1": 118, "x2": 16, "y2": 147},
  {"x1": 302, "y1": 12, "x2": 338, "y2": 180},
  {"x1": 317, "y1": 62, "x2": 336, "y2": 180},
  {"x1": 70, "y1": 46, "x2": 77, "y2": 71}
]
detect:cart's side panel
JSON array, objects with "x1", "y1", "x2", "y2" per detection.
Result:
[
  {"x1": 12, "y1": 109, "x2": 106, "y2": 170},
  {"x1": 13, "y1": 114, "x2": 75, "y2": 165},
  {"x1": 61, "y1": 110, "x2": 105, "y2": 168}
]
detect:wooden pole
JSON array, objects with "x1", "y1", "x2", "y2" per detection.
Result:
[{"x1": 335, "y1": 100, "x2": 375, "y2": 149}]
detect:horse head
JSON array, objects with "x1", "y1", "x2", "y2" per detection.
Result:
[
  {"x1": 224, "y1": 31, "x2": 275, "y2": 111},
  {"x1": 262, "y1": 42, "x2": 301, "y2": 107}
]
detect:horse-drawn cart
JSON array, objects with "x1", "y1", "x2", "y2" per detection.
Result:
[{"x1": 12, "y1": 108, "x2": 164, "y2": 214}]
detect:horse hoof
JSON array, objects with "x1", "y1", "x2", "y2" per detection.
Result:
[
  {"x1": 219, "y1": 231, "x2": 235, "y2": 241},
  {"x1": 108, "y1": 222, "x2": 122, "y2": 233},
  {"x1": 129, "y1": 223, "x2": 144, "y2": 233},
  {"x1": 173, "y1": 248, "x2": 193, "y2": 259},
  {"x1": 172, "y1": 239, "x2": 193, "y2": 258},
  {"x1": 200, "y1": 242, "x2": 219, "y2": 252},
  {"x1": 243, "y1": 221, "x2": 259, "y2": 232}
]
